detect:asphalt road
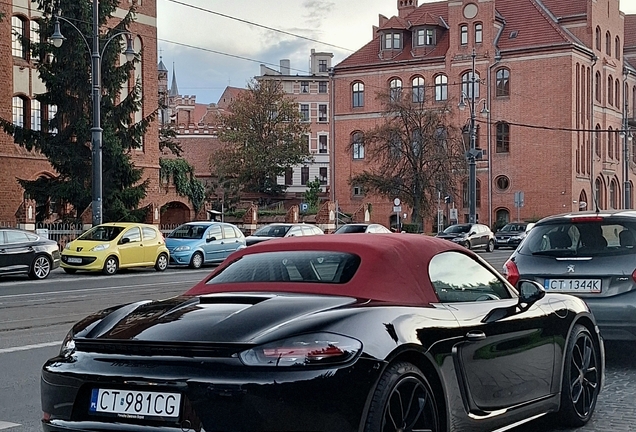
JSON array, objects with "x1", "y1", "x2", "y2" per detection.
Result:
[{"x1": 0, "y1": 250, "x2": 634, "y2": 432}]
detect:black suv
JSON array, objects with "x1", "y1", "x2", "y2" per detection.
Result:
[{"x1": 435, "y1": 223, "x2": 495, "y2": 252}]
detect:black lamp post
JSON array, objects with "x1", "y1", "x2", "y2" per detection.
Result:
[{"x1": 49, "y1": 0, "x2": 136, "y2": 226}]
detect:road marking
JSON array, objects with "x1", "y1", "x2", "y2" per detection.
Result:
[
  {"x1": 0, "y1": 421, "x2": 20, "y2": 429},
  {"x1": 0, "y1": 341, "x2": 60, "y2": 354}
]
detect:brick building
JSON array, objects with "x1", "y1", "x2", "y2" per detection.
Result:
[
  {"x1": 332, "y1": 0, "x2": 636, "y2": 231},
  {"x1": 0, "y1": 0, "x2": 186, "y2": 226}
]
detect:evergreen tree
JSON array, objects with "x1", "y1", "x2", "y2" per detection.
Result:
[{"x1": 0, "y1": 0, "x2": 153, "y2": 222}]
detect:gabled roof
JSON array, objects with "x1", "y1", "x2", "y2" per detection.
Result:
[
  {"x1": 217, "y1": 86, "x2": 247, "y2": 110},
  {"x1": 378, "y1": 15, "x2": 408, "y2": 31},
  {"x1": 157, "y1": 58, "x2": 168, "y2": 72}
]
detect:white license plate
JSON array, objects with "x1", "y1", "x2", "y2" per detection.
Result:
[
  {"x1": 67, "y1": 257, "x2": 82, "y2": 264},
  {"x1": 89, "y1": 388, "x2": 181, "y2": 420},
  {"x1": 543, "y1": 279, "x2": 601, "y2": 293}
]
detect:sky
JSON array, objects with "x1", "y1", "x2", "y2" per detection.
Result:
[{"x1": 156, "y1": 0, "x2": 636, "y2": 105}]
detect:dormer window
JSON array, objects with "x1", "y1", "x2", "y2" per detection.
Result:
[
  {"x1": 415, "y1": 28, "x2": 436, "y2": 47},
  {"x1": 383, "y1": 32, "x2": 402, "y2": 50}
]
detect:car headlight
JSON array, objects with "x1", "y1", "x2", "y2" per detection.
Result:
[
  {"x1": 239, "y1": 333, "x2": 362, "y2": 367},
  {"x1": 174, "y1": 245, "x2": 191, "y2": 252},
  {"x1": 64, "y1": 243, "x2": 72, "y2": 250},
  {"x1": 59, "y1": 330, "x2": 76, "y2": 357},
  {"x1": 510, "y1": 235, "x2": 522, "y2": 241},
  {"x1": 90, "y1": 244, "x2": 110, "y2": 252},
  {"x1": 451, "y1": 237, "x2": 464, "y2": 242}
]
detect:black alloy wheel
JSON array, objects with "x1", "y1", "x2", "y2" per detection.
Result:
[
  {"x1": 365, "y1": 361, "x2": 440, "y2": 432},
  {"x1": 29, "y1": 255, "x2": 52, "y2": 280},
  {"x1": 558, "y1": 324, "x2": 600, "y2": 427}
]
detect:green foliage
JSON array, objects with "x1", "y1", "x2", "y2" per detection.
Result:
[
  {"x1": 303, "y1": 178, "x2": 322, "y2": 211},
  {"x1": 0, "y1": 0, "x2": 154, "y2": 222},
  {"x1": 212, "y1": 79, "x2": 312, "y2": 196},
  {"x1": 159, "y1": 159, "x2": 206, "y2": 212}
]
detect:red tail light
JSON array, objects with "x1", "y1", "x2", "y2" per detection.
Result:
[
  {"x1": 631, "y1": 268, "x2": 636, "y2": 284},
  {"x1": 504, "y1": 259, "x2": 520, "y2": 287},
  {"x1": 571, "y1": 216, "x2": 604, "y2": 223}
]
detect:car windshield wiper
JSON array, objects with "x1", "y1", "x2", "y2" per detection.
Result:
[{"x1": 531, "y1": 249, "x2": 576, "y2": 256}]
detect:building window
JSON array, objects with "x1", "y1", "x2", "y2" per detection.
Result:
[
  {"x1": 300, "y1": 104, "x2": 309, "y2": 121},
  {"x1": 496, "y1": 122, "x2": 510, "y2": 153},
  {"x1": 412, "y1": 76, "x2": 424, "y2": 103},
  {"x1": 12, "y1": 16, "x2": 26, "y2": 58},
  {"x1": 461, "y1": 72, "x2": 480, "y2": 99},
  {"x1": 606, "y1": 31, "x2": 611, "y2": 56},
  {"x1": 608, "y1": 76, "x2": 613, "y2": 106},
  {"x1": 47, "y1": 104, "x2": 57, "y2": 134},
  {"x1": 435, "y1": 74, "x2": 448, "y2": 101},
  {"x1": 609, "y1": 179, "x2": 617, "y2": 209},
  {"x1": 389, "y1": 78, "x2": 402, "y2": 101},
  {"x1": 595, "y1": 26, "x2": 601, "y2": 50},
  {"x1": 303, "y1": 134, "x2": 310, "y2": 150},
  {"x1": 319, "y1": 81, "x2": 327, "y2": 93},
  {"x1": 595, "y1": 124, "x2": 601, "y2": 157},
  {"x1": 30, "y1": 20, "x2": 40, "y2": 61},
  {"x1": 318, "y1": 104, "x2": 327, "y2": 122},
  {"x1": 595, "y1": 71, "x2": 601, "y2": 102},
  {"x1": 461, "y1": 179, "x2": 482, "y2": 208},
  {"x1": 352, "y1": 82, "x2": 364, "y2": 107},
  {"x1": 285, "y1": 168, "x2": 293, "y2": 186},
  {"x1": 353, "y1": 186, "x2": 363, "y2": 196},
  {"x1": 496, "y1": 68, "x2": 510, "y2": 97},
  {"x1": 300, "y1": 81, "x2": 309, "y2": 93},
  {"x1": 301, "y1": 166, "x2": 309, "y2": 185},
  {"x1": 608, "y1": 127, "x2": 614, "y2": 159},
  {"x1": 495, "y1": 175, "x2": 510, "y2": 191},
  {"x1": 12, "y1": 96, "x2": 26, "y2": 127},
  {"x1": 383, "y1": 32, "x2": 401, "y2": 49},
  {"x1": 318, "y1": 135, "x2": 327, "y2": 153},
  {"x1": 474, "y1": 23, "x2": 482, "y2": 44},
  {"x1": 318, "y1": 60, "x2": 328, "y2": 72},
  {"x1": 616, "y1": 36, "x2": 621, "y2": 60},
  {"x1": 460, "y1": 25, "x2": 468, "y2": 45},
  {"x1": 319, "y1": 167, "x2": 327, "y2": 185},
  {"x1": 352, "y1": 132, "x2": 364, "y2": 160},
  {"x1": 615, "y1": 79, "x2": 620, "y2": 107},
  {"x1": 31, "y1": 99, "x2": 41, "y2": 131},
  {"x1": 415, "y1": 28, "x2": 435, "y2": 46}
]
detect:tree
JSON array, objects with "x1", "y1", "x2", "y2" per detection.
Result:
[
  {"x1": 349, "y1": 91, "x2": 466, "y2": 226},
  {"x1": 0, "y1": 0, "x2": 153, "y2": 222},
  {"x1": 212, "y1": 79, "x2": 311, "y2": 196},
  {"x1": 303, "y1": 178, "x2": 322, "y2": 211}
]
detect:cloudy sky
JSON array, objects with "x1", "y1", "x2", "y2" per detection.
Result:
[{"x1": 156, "y1": 0, "x2": 636, "y2": 105}]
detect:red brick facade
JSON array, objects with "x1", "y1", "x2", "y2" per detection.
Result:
[{"x1": 332, "y1": 0, "x2": 636, "y2": 231}]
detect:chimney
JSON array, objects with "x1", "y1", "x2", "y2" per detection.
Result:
[
  {"x1": 280, "y1": 59, "x2": 291, "y2": 75},
  {"x1": 397, "y1": 0, "x2": 418, "y2": 18}
]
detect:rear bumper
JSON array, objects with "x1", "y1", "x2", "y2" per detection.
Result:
[{"x1": 584, "y1": 289, "x2": 636, "y2": 340}]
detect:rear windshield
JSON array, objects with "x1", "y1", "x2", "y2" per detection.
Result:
[
  {"x1": 207, "y1": 251, "x2": 361, "y2": 284},
  {"x1": 335, "y1": 225, "x2": 367, "y2": 234},
  {"x1": 252, "y1": 225, "x2": 290, "y2": 237},
  {"x1": 78, "y1": 226, "x2": 124, "y2": 241},
  {"x1": 518, "y1": 219, "x2": 636, "y2": 257}
]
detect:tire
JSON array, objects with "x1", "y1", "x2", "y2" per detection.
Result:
[
  {"x1": 464, "y1": 241, "x2": 471, "y2": 250},
  {"x1": 558, "y1": 324, "x2": 601, "y2": 427},
  {"x1": 29, "y1": 255, "x2": 52, "y2": 280},
  {"x1": 155, "y1": 253, "x2": 168, "y2": 272},
  {"x1": 189, "y1": 252, "x2": 204, "y2": 269},
  {"x1": 364, "y1": 361, "x2": 440, "y2": 432},
  {"x1": 102, "y1": 256, "x2": 119, "y2": 275},
  {"x1": 63, "y1": 268, "x2": 77, "y2": 274},
  {"x1": 485, "y1": 239, "x2": 495, "y2": 252}
]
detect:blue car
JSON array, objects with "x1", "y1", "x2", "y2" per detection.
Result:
[{"x1": 165, "y1": 222, "x2": 246, "y2": 268}]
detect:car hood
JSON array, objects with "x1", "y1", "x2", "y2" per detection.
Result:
[
  {"x1": 245, "y1": 236, "x2": 277, "y2": 245},
  {"x1": 436, "y1": 232, "x2": 465, "y2": 240},
  {"x1": 72, "y1": 294, "x2": 357, "y2": 344},
  {"x1": 496, "y1": 230, "x2": 524, "y2": 236},
  {"x1": 65, "y1": 239, "x2": 113, "y2": 252},
  {"x1": 165, "y1": 237, "x2": 199, "y2": 248}
]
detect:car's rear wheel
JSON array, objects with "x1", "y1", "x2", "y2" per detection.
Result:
[
  {"x1": 29, "y1": 255, "x2": 52, "y2": 280},
  {"x1": 364, "y1": 361, "x2": 440, "y2": 432},
  {"x1": 485, "y1": 239, "x2": 495, "y2": 252},
  {"x1": 464, "y1": 240, "x2": 471, "y2": 250},
  {"x1": 189, "y1": 252, "x2": 204, "y2": 269},
  {"x1": 63, "y1": 268, "x2": 77, "y2": 274},
  {"x1": 102, "y1": 256, "x2": 118, "y2": 275},
  {"x1": 155, "y1": 253, "x2": 168, "y2": 272},
  {"x1": 558, "y1": 324, "x2": 600, "y2": 427}
]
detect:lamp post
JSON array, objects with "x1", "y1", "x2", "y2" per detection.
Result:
[
  {"x1": 623, "y1": 70, "x2": 633, "y2": 209},
  {"x1": 49, "y1": 0, "x2": 136, "y2": 226}
]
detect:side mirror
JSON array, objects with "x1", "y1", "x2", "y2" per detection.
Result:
[
  {"x1": 517, "y1": 280, "x2": 546, "y2": 306},
  {"x1": 207, "y1": 236, "x2": 216, "y2": 242},
  {"x1": 469, "y1": 231, "x2": 476, "y2": 236},
  {"x1": 120, "y1": 237, "x2": 130, "y2": 244}
]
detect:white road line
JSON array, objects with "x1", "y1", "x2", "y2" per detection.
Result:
[
  {"x1": 0, "y1": 421, "x2": 21, "y2": 429},
  {"x1": 0, "y1": 341, "x2": 60, "y2": 354}
]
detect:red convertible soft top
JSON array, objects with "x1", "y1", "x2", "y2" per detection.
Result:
[{"x1": 185, "y1": 233, "x2": 472, "y2": 305}]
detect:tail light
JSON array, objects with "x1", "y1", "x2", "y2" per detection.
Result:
[
  {"x1": 631, "y1": 268, "x2": 636, "y2": 284},
  {"x1": 503, "y1": 259, "x2": 520, "y2": 287}
]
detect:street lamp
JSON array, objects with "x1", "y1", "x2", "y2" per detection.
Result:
[
  {"x1": 49, "y1": 0, "x2": 136, "y2": 226},
  {"x1": 458, "y1": 49, "x2": 488, "y2": 224},
  {"x1": 622, "y1": 69, "x2": 633, "y2": 209}
]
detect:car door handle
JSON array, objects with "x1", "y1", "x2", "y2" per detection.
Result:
[{"x1": 465, "y1": 331, "x2": 487, "y2": 341}]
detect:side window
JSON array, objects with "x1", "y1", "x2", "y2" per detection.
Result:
[
  {"x1": 122, "y1": 227, "x2": 141, "y2": 243},
  {"x1": 429, "y1": 251, "x2": 512, "y2": 302},
  {"x1": 208, "y1": 226, "x2": 222, "y2": 241},
  {"x1": 233, "y1": 227, "x2": 244, "y2": 238},
  {"x1": 301, "y1": 226, "x2": 315, "y2": 236},
  {"x1": 223, "y1": 225, "x2": 236, "y2": 239},
  {"x1": 288, "y1": 226, "x2": 303, "y2": 237},
  {"x1": 6, "y1": 231, "x2": 29, "y2": 244},
  {"x1": 0, "y1": 231, "x2": 5, "y2": 245},
  {"x1": 142, "y1": 227, "x2": 157, "y2": 241}
]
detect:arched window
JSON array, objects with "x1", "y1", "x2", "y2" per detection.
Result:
[
  {"x1": 461, "y1": 71, "x2": 480, "y2": 99},
  {"x1": 412, "y1": 76, "x2": 424, "y2": 103},
  {"x1": 460, "y1": 25, "x2": 468, "y2": 45},
  {"x1": 595, "y1": 26, "x2": 601, "y2": 50},
  {"x1": 608, "y1": 127, "x2": 613, "y2": 159},
  {"x1": 595, "y1": 124, "x2": 601, "y2": 157},
  {"x1": 496, "y1": 208, "x2": 510, "y2": 225},
  {"x1": 608, "y1": 76, "x2": 613, "y2": 106},
  {"x1": 595, "y1": 177, "x2": 603, "y2": 209},
  {"x1": 12, "y1": 96, "x2": 26, "y2": 127},
  {"x1": 606, "y1": 31, "x2": 611, "y2": 55},
  {"x1": 389, "y1": 78, "x2": 402, "y2": 101},
  {"x1": 615, "y1": 79, "x2": 620, "y2": 108},
  {"x1": 351, "y1": 131, "x2": 365, "y2": 160},
  {"x1": 435, "y1": 74, "x2": 448, "y2": 101},
  {"x1": 461, "y1": 179, "x2": 480, "y2": 208},
  {"x1": 31, "y1": 99, "x2": 41, "y2": 131},
  {"x1": 12, "y1": 16, "x2": 27, "y2": 58},
  {"x1": 30, "y1": 20, "x2": 40, "y2": 61},
  {"x1": 595, "y1": 71, "x2": 601, "y2": 102},
  {"x1": 496, "y1": 68, "x2": 510, "y2": 97},
  {"x1": 352, "y1": 82, "x2": 364, "y2": 108},
  {"x1": 616, "y1": 36, "x2": 621, "y2": 59},
  {"x1": 474, "y1": 23, "x2": 483, "y2": 44},
  {"x1": 609, "y1": 179, "x2": 617, "y2": 209},
  {"x1": 496, "y1": 122, "x2": 510, "y2": 153}
]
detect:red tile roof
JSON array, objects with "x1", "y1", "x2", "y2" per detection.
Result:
[
  {"x1": 625, "y1": 15, "x2": 636, "y2": 48},
  {"x1": 538, "y1": 0, "x2": 587, "y2": 19}
]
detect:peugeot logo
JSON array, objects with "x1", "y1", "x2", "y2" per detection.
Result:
[{"x1": 567, "y1": 265, "x2": 575, "y2": 273}]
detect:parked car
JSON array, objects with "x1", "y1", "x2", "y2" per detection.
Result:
[
  {"x1": 333, "y1": 223, "x2": 392, "y2": 234},
  {"x1": 42, "y1": 234, "x2": 603, "y2": 432},
  {"x1": 245, "y1": 223, "x2": 324, "y2": 246},
  {"x1": 504, "y1": 210, "x2": 636, "y2": 341},
  {"x1": 61, "y1": 222, "x2": 169, "y2": 275},
  {"x1": 165, "y1": 221, "x2": 246, "y2": 268},
  {"x1": 435, "y1": 223, "x2": 495, "y2": 252},
  {"x1": 0, "y1": 228, "x2": 60, "y2": 280},
  {"x1": 494, "y1": 222, "x2": 530, "y2": 249}
]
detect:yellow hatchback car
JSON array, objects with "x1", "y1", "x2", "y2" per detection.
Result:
[{"x1": 61, "y1": 223, "x2": 169, "y2": 275}]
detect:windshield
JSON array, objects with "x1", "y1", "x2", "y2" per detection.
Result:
[
  {"x1": 78, "y1": 226, "x2": 124, "y2": 241},
  {"x1": 335, "y1": 225, "x2": 367, "y2": 234},
  {"x1": 168, "y1": 224, "x2": 209, "y2": 239},
  {"x1": 443, "y1": 224, "x2": 470, "y2": 234},
  {"x1": 518, "y1": 219, "x2": 636, "y2": 257},
  {"x1": 499, "y1": 223, "x2": 526, "y2": 232},
  {"x1": 252, "y1": 225, "x2": 291, "y2": 237}
]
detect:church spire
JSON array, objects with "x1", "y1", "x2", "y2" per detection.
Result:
[{"x1": 169, "y1": 63, "x2": 179, "y2": 97}]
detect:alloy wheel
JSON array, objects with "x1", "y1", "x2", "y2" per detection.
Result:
[
  {"x1": 30, "y1": 256, "x2": 51, "y2": 279},
  {"x1": 569, "y1": 332, "x2": 599, "y2": 419},
  {"x1": 381, "y1": 376, "x2": 438, "y2": 432}
]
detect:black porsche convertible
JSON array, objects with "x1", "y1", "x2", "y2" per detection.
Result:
[{"x1": 41, "y1": 234, "x2": 604, "y2": 432}]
